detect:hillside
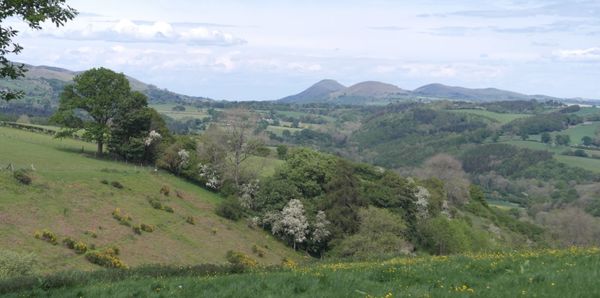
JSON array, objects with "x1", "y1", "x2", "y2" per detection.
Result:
[
  {"x1": 4, "y1": 247, "x2": 600, "y2": 297},
  {"x1": 0, "y1": 126, "x2": 299, "y2": 272},
  {"x1": 277, "y1": 80, "x2": 568, "y2": 104},
  {"x1": 0, "y1": 64, "x2": 211, "y2": 115}
]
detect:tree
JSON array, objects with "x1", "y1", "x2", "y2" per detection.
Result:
[
  {"x1": 1, "y1": 0, "x2": 77, "y2": 101},
  {"x1": 582, "y1": 136, "x2": 593, "y2": 146},
  {"x1": 541, "y1": 132, "x2": 552, "y2": 145},
  {"x1": 223, "y1": 109, "x2": 261, "y2": 188},
  {"x1": 276, "y1": 144, "x2": 288, "y2": 160},
  {"x1": 52, "y1": 68, "x2": 138, "y2": 156},
  {"x1": 310, "y1": 210, "x2": 331, "y2": 255},
  {"x1": 421, "y1": 154, "x2": 470, "y2": 205},
  {"x1": 271, "y1": 199, "x2": 309, "y2": 250},
  {"x1": 555, "y1": 134, "x2": 571, "y2": 146}
]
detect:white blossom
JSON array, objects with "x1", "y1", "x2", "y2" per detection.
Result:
[
  {"x1": 144, "y1": 130, "x2": 162, "y2": 146},
  {"x1": 415, "y1": 186, "x2": 431, "y2": 220},
  {"x1": 312, "y1": 210, "x2": 331, "y2": 243},
  {"x1": 177, "y1": 149, "x2": 190, "y2": 168},
  {"x1": 271, "y1": 199, "x2": 309, "y2": 249}
]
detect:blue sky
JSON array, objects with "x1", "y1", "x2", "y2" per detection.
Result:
[{"x1": 7, "y1": 0, "x2": 600, "y2": 100}]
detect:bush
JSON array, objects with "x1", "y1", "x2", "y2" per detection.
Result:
[
  {"x1": 132, "y1": 225, "x2": 142, "y2": 235},
  {"x1": 33, "y1": 229, "x2": 58, "y2": 245},
  {"x1": 100, "y1": 179, "x2": 109, "y2": 185},
  {"x1": 148, "y1": 198, "x2": 174, "y2": 213},
  {"x1": 225, "y1": 251, "x2": 257, "y2": 269},
  {"x1": 160, "y1": 185, "x2": 170, "y2": 196},
  {"x1": 141, "y1": 224, "x2": 155, "y2": 232},
  {"x1": 85, "y1": 248, "x2": 127, "y2": 269},
  {"x1": 13, "y1": 169, "x2": 32, "y2": 185},
  {"x1": 251, "y1": 244, "x2": 266, "y2": 258},
  {"x1": 281, "y1": 257, "x2": 297, "y2": 269},
  {"x1": 110, "y1": 181, "x2": 124, "y2": 189},
  {"x1": 112, "y1": 208, "x2": 132, "y2": 226},
  {"x1": 186, "y1": 216, "x2": 195, "y2": 225},
  {"x1": 0, "y1": 250, "x2": 37, "y2": 279},
  {"x1": 215, "y1": 197, "x2": 244, "y2": 221},
  {"x1": 84, "y1": 230, "x2": 98, "y2": 238}
]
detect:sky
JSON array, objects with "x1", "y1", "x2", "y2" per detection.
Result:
[{"x1": 6, "y1": 0, "x2": 600, "y2": 100}]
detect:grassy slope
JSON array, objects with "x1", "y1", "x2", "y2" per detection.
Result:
[
  {"x1": 0, "y1": 127, "x2": 299, "y2": 272},
  {"x1": 8, "y1": 247, "x2": 600, "y2": 297}
]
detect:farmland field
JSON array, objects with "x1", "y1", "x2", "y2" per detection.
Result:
[
  {"x1": 449, "y1": 109, "x2": 531, "y2": 124},
  {"x1": 151, "y1": 104, "x2": 210, "y2": 120}
]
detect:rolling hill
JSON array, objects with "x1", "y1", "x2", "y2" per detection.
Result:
[{"x1": 278, "y1": 80, "x2": 567, "y2": 104}]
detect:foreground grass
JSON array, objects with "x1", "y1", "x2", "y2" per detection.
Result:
[{"x1": 4, "y1": 247, "x2": 600, "y2": 297}]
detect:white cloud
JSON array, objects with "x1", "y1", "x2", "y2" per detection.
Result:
[
  {"x1": 397, "y1": 63, "x2": 505, "y2": 79},
  {"x1": 554, "y1": 48, "x2": 600, "y2": 61},
  {"x1": 42, "y1": 19, "x2": 246, "y2": 46}
]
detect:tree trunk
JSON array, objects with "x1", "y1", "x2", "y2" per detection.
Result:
[{"x1": 97, "y1": 141, "x2": 103, "y2": 156}]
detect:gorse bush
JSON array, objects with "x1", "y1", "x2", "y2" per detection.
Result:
[
  {"x1": 34, "y1": 229, "x2": 58, "y2": 245},
  {"x1": 110, "y1": 181, "x2": 124, "y2": 189},
  {"x1": 225, "y1": 251, "x2": 257, "y2": 269},
  {"x1": 85, "y1": 247, "x2": 127, "y2": 269},
  {"x1": 140, "y1": 223, "x2": 154, "y2": 232},
  {"x1": 186, "y1": 216, "x2": 195, "y2": 225},
  {"x1": 13, "y1": 169, "x2": 32, "y2": 185},
  {"x1": 62, "y1": 238, "x2": 87, "y2": 254},
  {"x1": 112, "y1": 208, "x2": 132, "y2": 226},
  {"x1": 148, "y1": 198, "x2": 174, "y2": 213},
  {"x1": 0, "y1": 250, "x2": 37, "y2": 279},
  {"x1": 252, "y1": 244, "x2": 266, "y2": 258}
]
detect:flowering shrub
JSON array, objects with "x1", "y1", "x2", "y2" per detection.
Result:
[
  {"x1": 33, "y1": 229, "x2": 58, "y2": 245},
  {"x1": 251, "y1": 244, "x2": 266, "y2": 258},
  {"x1": 141, "y1": 223, "x2": 155, "y2": 232},
  {"x1": 147, "y1": 198, "x2": 174, "y2": 213},
  {"x1": 112, "y1": 208, "x2": 132, "y2": 226},
  {"x1": 85, "y1": 247, "x2": 127, "y2": 269},
  {"x1": 281, "y1": 257, "x2": 297, "y2": 269},
  {"x1": 225, "y1": 250, "x2": 257, "y2": 269},
  {"x1": 144, "y1": 130, "x2": 162, "y2": 146}
]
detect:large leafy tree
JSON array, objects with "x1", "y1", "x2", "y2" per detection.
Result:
[
  {"x1": 1, "y1": 0, "x2": 77, "y2": 101},
  {"x1": 52, "y1": 67, "x2": 140, "y2": 156}
]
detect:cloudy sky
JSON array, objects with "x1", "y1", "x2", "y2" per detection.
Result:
[{"x1": 6, "y1": 0, "x2": 600, "y2": 100}]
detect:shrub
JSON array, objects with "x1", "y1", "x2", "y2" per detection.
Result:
[
  {"x1": 225, "y1": 251, "x2": 257, "y2": 269},
  {"x1": 84, "y1": 230, "x2": 98, "y2": 238},
  {"x1": 141, "y1": 224, "x2": 155, "y2": 232},
  {"x1": 100, "y1": 179, "x2": 109, "y2": 185},
  {"x1": 62, "y1": 237, "x2": 76, "y2": 249},
  {"x1": 160, "y1": 185, "x2": 170, "y2": 196},
  {"x1": 110, "y1": 181, "x2": 124, "y2": 189},
  {"x1": 132, "y1": 225, "x2": 142, "y2": 235},
  {"x1": 33, "y1": 229, "x2": 58, "y2": 245},
  {"x1": 85, "y1": 248, "x2": 127, "y2": 269},
  {"x1": 186, "y1": 216, "x2": 195, "y2": 225},
  {"x1": 215, "y1": 197, "x2": 244, "y2": 221},
  {"x1": 148, "y1": 198, "x2": 174, "y2": 213},
  {"x1": 211, "y1": 228, "x2": 218, "y2": 235},
  {"x1": 73, "y1": 241, "x2": 87, "y2": 254},
  {"x1": 0, "y1": 250, "x2": 37, "y2": 279},
  {"x1": 281, "y1": 257, "x2": 297, "y2": 269},
  {"x1": 175, "y1": 190, "x2": 184, "y2": 199},
  {"x1": 251, "y1": 245, "x2": 266, "y2": 258},
  {"x1": 112, "y1": 208, "x2": 132, "y2": 226},
  {"x1": 13, "y1": 169, "x2": 32, "y2": 185}
]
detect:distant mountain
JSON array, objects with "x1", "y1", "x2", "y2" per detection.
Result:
[
  {"x1": 278, "y1": 80, "x2": 567, "y2": 104},
  {"x1": 278, "y1": 80, "x2": 410, "y2": 104},
  {"x1": 0, "y1": 64, "x2": 212, "y2": 109},
  {"x1": 279, "y1": 79, "x2": 346, "y2": 103},
  {"x1": 413, "y1": 83, "x2": 559, "y2": 102}
]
